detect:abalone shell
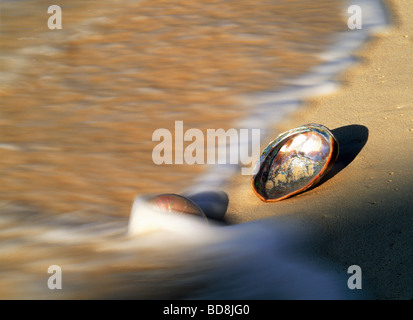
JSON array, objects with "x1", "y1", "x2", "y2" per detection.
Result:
[
  {"x1": 251, "y1": 124, "x2": 339, "y2": 202},
  {"x1": 146, "y1": 193, "x2": 207, "y2": 221}
]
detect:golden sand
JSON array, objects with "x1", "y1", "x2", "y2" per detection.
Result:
[{"x1": 224, "y1": 0, "x2": 413, "y2": 299}]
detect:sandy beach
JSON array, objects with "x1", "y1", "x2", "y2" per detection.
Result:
[{"x1": 224, "y1": 0, "x2": 413, "y2": 299}]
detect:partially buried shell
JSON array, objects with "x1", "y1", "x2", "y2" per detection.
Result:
[
  {"x1": 146, "y1": 193, "x2": 208, "y2": 222},
  {"x1": 251, "y1": 124, "x2": 339, "y2": 202}
]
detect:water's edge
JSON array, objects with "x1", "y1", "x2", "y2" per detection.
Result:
[{"x1": 187, "y1": 0, "x2": 389, "y2": 194}]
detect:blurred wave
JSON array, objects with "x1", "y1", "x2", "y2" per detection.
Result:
[
  {"x1": 1, "y1": 0, "x2": 345, "y2": 216},
  {"x1": 0, "y1": 200, "x2": 351, "y2": 299}
]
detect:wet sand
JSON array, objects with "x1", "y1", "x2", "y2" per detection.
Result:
[{"x1": 224, "y1": 0, "x2": 413, "y2": 299}]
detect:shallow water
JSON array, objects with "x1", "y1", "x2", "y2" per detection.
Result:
[
  {"x1": 0, "y1": 0, "x2": 345, "y2": 217},
  {"x1": 0, "y1": 0, "x2": 392, "y2": 300},
  {"x1": 0, "y1": 199, "x2": 353, "y2": 299}
]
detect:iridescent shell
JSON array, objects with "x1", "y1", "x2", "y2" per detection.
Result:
[
  {"x1": 251, "y1": 124, "x2": 339, "y2": 202},
  {"x1": 147, "y1": 193, "x2": 207, "y2": 221}
]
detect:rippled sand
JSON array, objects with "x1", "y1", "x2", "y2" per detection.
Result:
[{"x1": 0, "y1": 0, "x2": 345, "y2": 217}]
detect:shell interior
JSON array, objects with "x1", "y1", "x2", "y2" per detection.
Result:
[{"x1": 252, "y1": 124, "x2": 338, "y2": 201}]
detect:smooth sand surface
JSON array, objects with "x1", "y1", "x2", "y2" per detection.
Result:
[{"x1": 224, "y1": 0, "x2": 413, "y2": 299}]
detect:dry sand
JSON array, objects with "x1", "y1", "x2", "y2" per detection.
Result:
[{"x1": 224, "y1": 0, "x2": 413, "y2": 299}]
